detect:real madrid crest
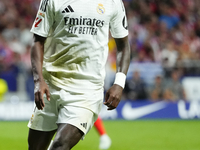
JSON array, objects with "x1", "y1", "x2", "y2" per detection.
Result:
[{"x1": 97, "y1": 3, "x2": 105, "y2": 14}]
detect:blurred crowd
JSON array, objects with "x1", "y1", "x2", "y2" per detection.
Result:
[
  {"x1": 1, "y1": 0, "x2": 200, "y2": 102},
  {"x1": 0, "y1": 0, "x2": 41, "y2": 101}
]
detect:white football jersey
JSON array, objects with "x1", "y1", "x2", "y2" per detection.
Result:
[{"x1": 31, "y1": 0, "x2": 128, "y2": 93}]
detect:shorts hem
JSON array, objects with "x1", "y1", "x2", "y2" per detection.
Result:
[
  {"x1": 27, "y1": 124, "x2": 58, "y2": 132},
  {"x1": 56, "y1": 122, "x2": 87, "y2": 135}
]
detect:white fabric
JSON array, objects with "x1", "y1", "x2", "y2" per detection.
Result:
[
  {"x1": 114, "y1": 72, "x2": 126, "y2": 88},
  {"x1": 28, "y1": 83, "x2": 102, "y2": 134},
  {"x1": 30, "y1": 0, "x2": 128, "y2": 93}
]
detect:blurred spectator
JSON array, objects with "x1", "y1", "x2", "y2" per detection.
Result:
[
  {"x1": 163, "y1": 69, "x2": 186, "y2": 102},
  {"x1": 124, "y1": 70, "x2": 147, "y2": 100},
  {"x1": 148, "y1": 74, "x2": 166, "y2": 101},
  {"x1": 161, "y1": 41, "x2": 178, "y2": 68},
  {"x1": 158, "y1": 2, "x2": 180, "y2": 30},
  {"x1": 161, "y1": 40, "x2": 178, "y2": 77}
]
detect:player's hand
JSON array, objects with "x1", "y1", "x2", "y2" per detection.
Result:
[
  {"x1": 104, "y1": 84, "x2": 123, "y2": 110},
  {"x1": 34, "y1": 80, "x2": 50, "y2": 110}
]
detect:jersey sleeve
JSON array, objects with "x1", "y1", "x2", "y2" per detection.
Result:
[
  {"x1": 109, "y1": 0, "x2": 128, "y2": 38},
  {"x1": 30, "y1": 0, "x2": 54, "y2": 37}
]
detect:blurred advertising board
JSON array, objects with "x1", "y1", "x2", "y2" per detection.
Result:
[
  {"x1": 99, "y1": 100, "x2": 200, "y2": 120},
  {"x1": 0, "y1": 100, "x2": 200, "y2": 120}
]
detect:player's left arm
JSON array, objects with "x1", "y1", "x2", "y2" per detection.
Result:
[{"x1": 104, "y1": 36, "x2": 130, "y2": 110}]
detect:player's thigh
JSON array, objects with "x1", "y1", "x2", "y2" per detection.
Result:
[
  {"x1": 28, "y1": 128, "x2": 56, "y2": 150},
  {"x1": 50, "y1": 124, "x2": 83, "y2": 150}
]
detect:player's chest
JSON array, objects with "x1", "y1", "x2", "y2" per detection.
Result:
[{"x1": 55, "y1": 0, "x2": 113, "y2": 25}]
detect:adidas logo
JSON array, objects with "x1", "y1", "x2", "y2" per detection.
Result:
[
  {"x1": 80, "y1": 123, "x2": 87, "y2": 129},
  {"x1": 62, "y1": 5, "x2": 74, "y2": 13}
]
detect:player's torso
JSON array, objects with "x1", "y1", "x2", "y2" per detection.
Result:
[
  {"x1": 43, "y1": 0, "x2": 115, "y2": 74},
  {"x1": 41, "y1": 0, "x2": 119, "y2": 91}
]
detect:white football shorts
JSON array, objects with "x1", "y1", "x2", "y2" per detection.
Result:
[{"x1": 28, "y1": 82, "x2": 103, "y2": 135}]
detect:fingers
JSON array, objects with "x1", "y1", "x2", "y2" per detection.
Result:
[
  {"x1": 34, "y1": 82, "x2": 50, "y2": 110},
  {"x1": 108, "y1": 100, "x2": 118, "y2": 110},
  {"x1": 39, "y1": 92, "x2": 45, "y2": 108},
  {"x1": 103, "y1": 92, "x2": 110, "y2": 105},
  {"x1": 45, "y1": 89, "x2": 51, "y2": 101},
  {"x1": 35, "y1": 92, "x2": 45, "y2": 110},
  {"x1": 34, "y1": 92, "x2": 40, "y2": 109},
  {"x1": 104, "y1": 93, "x2": 120, "y2": 110}
]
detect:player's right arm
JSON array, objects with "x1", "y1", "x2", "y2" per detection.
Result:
[
  {"x1": 30, "y1": 0, "x2": 54, "y2": 110},
  {"x1": 31, "y1": 34, "x2": 50, "y2": 110}
]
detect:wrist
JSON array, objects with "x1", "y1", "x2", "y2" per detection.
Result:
[
  {"x1": 113, "y1": 72, "x2": 126, "y2": 89},
  {"x1": 33, "y1": 75, "x2": 43, "y2": 83}
]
